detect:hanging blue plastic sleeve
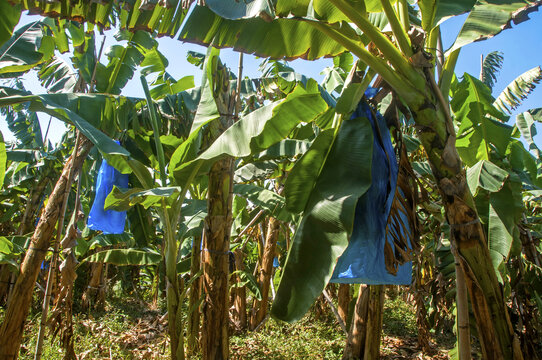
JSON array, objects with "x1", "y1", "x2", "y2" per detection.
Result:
[
  {"x1": 87, "y1": 152, "x2": 129, "y2": 234},
  {"x1": 330, "y1": 100, "x2": 412, "y2": 285}
]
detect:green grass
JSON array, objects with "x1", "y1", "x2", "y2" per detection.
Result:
[
  {"x1": 382, "y1": 295, "x2": 418, "y2": 337},
  {"x1": 230, "y1": 314, "x2": 344, "y2": 360},
  {"x1": 0, "y1": 291, "x2": 456, "y2": 359}
]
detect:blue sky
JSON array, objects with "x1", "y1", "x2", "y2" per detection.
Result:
[{"x1": 1, "y1": 8, "x2": 541, "y2": 146}]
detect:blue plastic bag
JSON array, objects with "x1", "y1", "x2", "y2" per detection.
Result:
[
  {"x1": 330, "y1": 99, "x2": 412, "y2": 285},
  {"x1": 87, "y1": 156, "x2": 129, "y2": 234}
]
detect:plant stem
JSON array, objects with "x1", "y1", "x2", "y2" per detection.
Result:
[
  {"x1": 437, "y1": 30, "x2": 444, "y2": 78},
  {"x1": 89, "y1": 36, "x2": 106, "y2": 93},
  {"x1": 452, "y1": 241, "x2": 472, "y2": 360},
  {"x1": 162, "y1": 197, "x2": 184, "y2": 360},
  {"x1": 34, "y1": 131, "x2": 81, "y2": 360},
  {"x1": 397, "y1": 0, "x2": 410, "y2": 33},
  {"x1": 141, "y1": 75, "x2": 167, "y2": 187},
  {"x1": 439, "y1": 48, "x2": 461, "y2": 106},
  {"x1": 250, "y1": 217, "x2": 280, "y2": 330},
  {"x1": 380, "y1": 0, "x2": 412, "y2": 57},
  {"x1": 234, "y1": 52, "x2": 244, "y2": 119},
  {"x1": 329, "y1": 0, "x2": 422, "y2": 87},
  {"x1": 162, "y1": 161, "x2": 202, "y2": 360},
  {"x1": 426, "y1": 26, "x2": 440, "y2": 77},
  {"x1": 0, "y1": 134, "x2": 93, "y2": 358},
  {"x1": 237, "y1": 209, "x2": 266, "y2": 248},
  {"x1": 309, "y1": 21, "x2": 418, "y2": 102}
]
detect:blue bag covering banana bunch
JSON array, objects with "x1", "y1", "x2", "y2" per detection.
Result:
[
  {"x1": 87, "y1": 152, "x2": 129, "y2": 234},
  {"x1": 330, "y1": 97, "x2": 418, "y2": 285}
]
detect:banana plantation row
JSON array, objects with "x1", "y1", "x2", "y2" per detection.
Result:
[{"x1": 0, "y1": 1, "x2": 541, "y2": 359}]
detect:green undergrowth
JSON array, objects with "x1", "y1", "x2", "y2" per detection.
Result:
[
  {"x1": 0, "y1": 291, "x2": 455, "y2": 359},
  {"x1": 230, "y1": 313, "x2": 344, "y2": 360},
  {"x1": 382, "y1": 295, "x2": 418, "y2": 337},
  {"x1": 16, "y1": 297, "x2": 170, "y2": 360}
]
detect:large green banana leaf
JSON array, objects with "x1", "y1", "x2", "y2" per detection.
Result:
[
  {"x1": 507, "y1": 140, "x2": 540, "y2": 187},
  {"x1": 0, "y1": 20, "x2": 54, "y2": 76},
  {"x1": 9, "y1": 0, "x2": 190, "y2": 37},
  {"x1": 451, "y1": 73, "x2": 512, "y2": 166},
  {"x1": 203, "y1": 0, "x2": 275, "y2": 20},
  {"x1": 205, "y1": 0, "x2": 396, "y2": 20},
  {"x1": 80, "y1": 249, "x2": 162, "y2": 267},
  {"x1": 2, "y1": 100, "x2": 43, "y2": 148},
  {"x1": 38, "y1": 57, "x2": 78, "y2": 93},
  {"x1": 171, "y1": 81, "x2": 329, "y2": 185},
  {"x1": 487, "y1": 179, "x2": 523, "y2": 278},
  {"x1": 86, "y1": 233, "x2": 134, "y2": 252},
  {"x1": 0, "y1": 87, "x2": 141, "y2": 132},
  {"x1": 479, "y1": 51, "x2": 504, "y2": 90},
  {"x1": 0, "y1": 237, "x2": 13, "y2": 255},
  {"x1": 516, "y1": 109, "x2": 541, "y2": 158},
  {"x1": 100, "y1": 30, "x2": 164, "y2": 95},
  {"x1": 272, "y1": 114, "x2": 373, "y2": 322},
  {"x1": 188, "y1": 47, "x2": 221, "y2": 133},
  {"x1": 0, "y1": 91, "x2": 132, "y2": 170},
  {"x1": 254, "y1": 139, "x2": 312, "y2": 162},
  {"x1": 418, "y1": 0, "x2": 477, "y2": 31},
  {"x1": 76, "y1": 233, "x2": 134, "y2": 257},
  {"x1": 105, "y1": 186, "x2": 182, "y2": 211},
  {"x1": 471, "y1": 174, "x2": 523, "y2": 281},
  {"x1": 233, "y1": 184, "x2": 293, "y2": 222},
  {"x1": 494, "y1": 66, "x2": 542, "y2": 114},
  {"x1": 0, "y1": 2, "x2": 21, "y2": 47},
  {"x1": 284, "y1": 129, "x2": 335, "y2": 214},
  {"x1": 179, "y1": 5, "x2": 395, "y2": 62},
  {"x1": 467, "y1": 160, "x2": 509, "y2": 196},
  {"x1": 449, "y1": 0, "x2": 542, "y2": 53},
  {"x1": 234, "y1": 162, "x2": 279, "y2": 183},
  {"x1": 179, "y1": 6, "x2": 355, "y2": 61}
]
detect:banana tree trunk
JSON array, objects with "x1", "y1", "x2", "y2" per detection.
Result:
[
  {"x1": 338, "y1": 284, "x2": 351, "y2": 325},
  {"x1": 0, "y1": 265, "x2": 12, "y2": 305},
  {"x1": 18, "y1": 175, "x2": 51, "y2": 236},
  {"x1": 201, "y1": 157, "x2": 235, "y2": 360},
  {"x1": 343, "y1": 285, "x2": 384, "y2": 360},
  {"x1": 452, "y1": 243, "x2": 471, "y2": 360},
  {"x1": 410, "y1": 96, "x2": 520, "y2": 359},
  {"x1": 0, "y1": 136, "x2": 92, "y2": 359},
  {"x1": 0, "y1": 176, "x2": 51, "y2": 304},
  {"x1": 363, "y1": 285, "x2": 384, "y2": 360},
  {"x1": 187, "y1": 235, "x2": 202, "y2": 356},
  {"x1": 412, "y1": 253, "x2": 431, "y2": 353},
  {"x1": 250, "y1": 217, "x2": 280, "y2": 330},
  {"x1": 231, "y1": 248, "x2": 247, "y2": 332},
  {"x1": 81, "y1": 261, "x2": 106, "y2": 311}
]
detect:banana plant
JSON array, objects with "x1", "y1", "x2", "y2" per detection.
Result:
[
  {"x1": 0, "y1": 19, "x2": 176, "y2": 356},
  {"x1": 4, "y1": 1, "x2": 541, "y2": 358},
  {"x1": 103, "y1": 46, "x2": 334, "y2": 358},
  {"x1": 173, "y1": 2, "x2": 542, "y2": 359}
]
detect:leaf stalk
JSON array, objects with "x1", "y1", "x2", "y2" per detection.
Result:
[
  {"x1": 141, "y1": 75, "x2": 167, "y2": 187},
  {"x1": 380, "y1": 0, "x2": 413, "y2": 58},
  {"x1": 310, "y1": 21, "x2": 418, "y2": 102},
  {"x1": 329, "y1": 0, "x2": 421, "y2": 87}
]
